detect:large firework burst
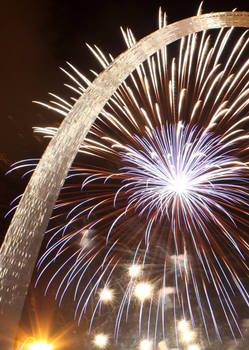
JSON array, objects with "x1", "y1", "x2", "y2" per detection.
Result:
[{"x1": 11, "y1": 6, "x2": 249, "y2": 348}]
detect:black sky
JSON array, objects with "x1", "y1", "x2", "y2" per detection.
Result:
[
  {"x1": 1, "y1": 0, "x2": 249, "y2": 348},
  {"x1": 1, "y1": 0, "x2": 248, "y2": 234}
]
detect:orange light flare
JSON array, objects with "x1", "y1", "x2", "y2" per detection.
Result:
[
  {"x1": 28, "y1": 340, "x2": 53, "y2": 350},
  {"x1": 15, "y1": 290, "x2": 78, "y2": 350},
  {"x1": 17, "y1": 338, "x2": 54, "y2": 350}
]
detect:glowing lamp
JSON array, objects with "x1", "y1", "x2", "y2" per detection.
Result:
[
  {"x1": 187, "y1": 345, "x2": 200, "y2": 350},
  {"x1": 28, "y1": 341, "x2": 53, "y2": 350},
  {"x1": 139, "y1": 339, "x2": 152, "y2": 350},
  {"x1": 178, "y1": 320, "x2": 190, "y2": 332},
  {"x1": 181, "y1": 330, "x2": 196, "y2": 343},
  {"x1": 134, "y1": 282, "x2": 153, "y2": 301},
  {"x1": 93, "y1": 333, "x2": 109, "y2": 348},
  {"x1": 99, "y1": 287, "x2": 113, "y2": 303},
  {"x1": 128, "y1": 264, "x2": 142, "y2": 278}
]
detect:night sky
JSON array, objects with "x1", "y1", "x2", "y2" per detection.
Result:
[
  {"x1": 1, "y1": 0, "x2": 248, "y2": 236},
  {"x1": 1, "y1": 1, "x2": 249, "y2": 349}
]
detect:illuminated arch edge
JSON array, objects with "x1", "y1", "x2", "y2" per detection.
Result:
[{"x1": 0, "y1": 11, "x2": 249, "y2": 348}]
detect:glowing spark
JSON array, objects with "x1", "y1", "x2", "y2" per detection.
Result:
[
  {"x1": 128, "y1": 264, "x2": 142, "y2": 278},
  {"x1": 93, "y1": 334, "x2": 109, "y2": 348},
  {"x1": 134, "y1": 282, "x2": 153, "y2": 301},
  {"x1": 139, "y1": 339, "x2": 153, "y2": 350},
  {"x1": 181, "y1": 330, "x2": 196, "y2": 343},
  {"x1": 178, "y1": 320, "x2": 190, "y2": 333},
  {"x1": 99, "y1": 288, "x2": 114, "y2": 303}
]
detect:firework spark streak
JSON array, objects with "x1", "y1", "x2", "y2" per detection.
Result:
[{"x1": 10, "y1": 7, "x2": 249, "y2": 347}]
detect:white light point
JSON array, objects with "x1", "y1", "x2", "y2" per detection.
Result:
[
  {"x1": 181, "y1": 330, "x2": 196, "y2": 343},
  {"x1": 28, "y1": 341, "x2": 53, "y2": 350},
  {"x1": 187, "y1": 345, "x2": 200, "y2": 350},
  {"x1": 99, "y1": 287, "x2": 113, "y2": 303},
  {"x1": 134, "y1": 282, "x2": 153, "y2": 301},
  {"x1": 139, "y1": 339, "x2": 153, "y2": 350},
  {"x1": 178, "y1": 320, "x2": 190, "y2": 332},
  {"x1": 93, "y1": 334, "x2": 109, "y2": 348},
  {"x1": 128, "y1": 264, "x2": 142, "y2": 278}
]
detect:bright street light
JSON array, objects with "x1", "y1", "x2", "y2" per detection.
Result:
[{"x1": 28, "y1": 340, "x2": 53, "y2": 350}]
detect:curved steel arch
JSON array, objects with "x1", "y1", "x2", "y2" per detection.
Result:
[{"x1": 0, "y1": 11, "x2": 249, "y2": 349}]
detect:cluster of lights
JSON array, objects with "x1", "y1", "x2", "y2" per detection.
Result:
[
  {"x1": 91, "y1": 269, "x2": 201, "y2": 350},
  {"x1": 99, "y1": 262, "x2": 180, "y2": 305},
  {"x1": 98, "y1": 266, "x2": 155, "y2": 304},
  {"x1": 23, "y1": 334, "x2": 201, "y2": 350},
  {"x1": 93, "y1": 334, "x2": 169, "y2": 350},
  {"x1": 177, "y1": 320, "x2": 200, "y2": 350}
]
